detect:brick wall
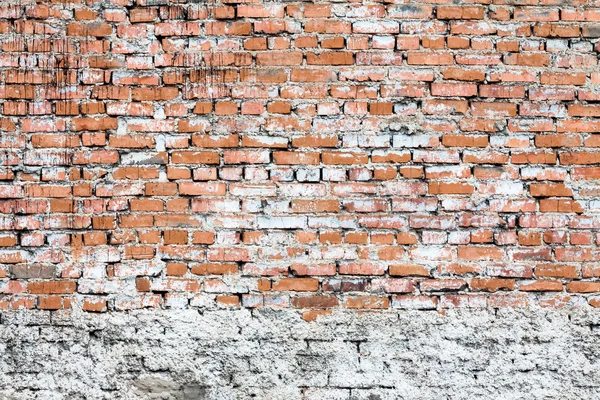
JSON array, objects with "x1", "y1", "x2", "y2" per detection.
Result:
[{"x1": 2, "y1": 0, "x2": 600, "y2": 317}]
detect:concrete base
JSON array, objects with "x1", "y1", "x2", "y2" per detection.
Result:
[{"x1": 1, "y1": 308, "x2": 600, "y2": 399}]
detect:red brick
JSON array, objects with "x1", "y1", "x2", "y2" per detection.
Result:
[{"x1": 2, "y1": 3, "x2": 599, "y2": 314}]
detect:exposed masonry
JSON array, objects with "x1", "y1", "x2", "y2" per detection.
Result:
[
  {"x1": 3, "y1": 0, "x2": 600, "y2": 314},
  {"x1": 1, "y1": 308, "x2": 600, "y2": 399}
]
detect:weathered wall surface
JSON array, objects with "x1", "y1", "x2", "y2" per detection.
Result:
[
  {"x1": 3, "y1": 0, "x2": 600, "y2": 396},
  {"x1": 2, "y1": 0, "x2": 600, "y2": 313},
  {"x1": 1, "y1": 308, "x2": 600, "y2": 399}
]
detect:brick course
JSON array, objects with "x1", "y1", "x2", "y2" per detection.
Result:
[{"x1": 2, "y1": 0, "x2": 600, "y2": 316}]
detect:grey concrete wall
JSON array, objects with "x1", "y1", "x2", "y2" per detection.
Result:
[{"x1": 1, "y1": 308, "x2": 600, "y2": 399}]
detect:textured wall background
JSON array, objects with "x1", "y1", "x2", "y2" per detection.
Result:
[
  {"x1": 2, "y1": 0, "x2": 600, "y2": 313},
  {"x1": 2, "y1": 0, "x2": 600, "y2": 396}
]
